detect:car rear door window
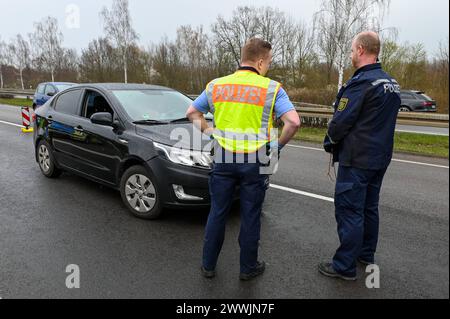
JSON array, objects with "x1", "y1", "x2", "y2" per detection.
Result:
[
  {"x1": 54, "y1": 90, "x2": 83, "y2": 116},
  {"x1": 401, "y1": 93, "x2": 415, "y2": 100}
]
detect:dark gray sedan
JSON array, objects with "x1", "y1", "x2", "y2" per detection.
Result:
[
  {"x1": 399, "y1": 90, "x2": 437, "y2": 112},
  {"x1": 33, "y1": 83, "x2": 215, "y2": 220}
]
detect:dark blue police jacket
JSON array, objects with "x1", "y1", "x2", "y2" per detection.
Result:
[{"x1": 327, "y1": 63, "x2": 401, "y2": 170}]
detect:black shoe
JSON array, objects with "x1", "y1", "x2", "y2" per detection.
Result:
[
  {"x1": 318, "y1": 262, "x2": 357, "y2": 281},
  {"x1": 357, "y1": 258, "x2": 374, "y2": 266},
  {"x1": 201, "y1": 266, "x2": 216, "y2": 279},
  {"x1": 239, "y1": 261, "x2": 266, "y2": 281}
]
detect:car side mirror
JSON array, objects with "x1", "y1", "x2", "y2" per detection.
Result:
[
  {"x1": 91, "y1": 112, "x2": 113, "y2": 126},
  {"x1": 46, "y1": 92, "x2": 55, "y2": 97}
]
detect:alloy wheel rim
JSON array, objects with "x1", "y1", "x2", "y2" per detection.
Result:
[
  {"x1": 38, "y1": 145, "x2": 51, "y2": 173},
  {"x1": 125, "y1": 174, "x2": 156, "y2": 213}
]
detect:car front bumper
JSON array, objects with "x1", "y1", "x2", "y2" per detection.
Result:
[{"x1": 147, "y1": 156, "x2": 212, "y2": 209}]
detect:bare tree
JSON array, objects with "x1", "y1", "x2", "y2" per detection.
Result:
[
  {"x1": 0, "y1": 37, "x2": 6, "y2": 88},
  {"x1": 437, "y1": 38, "x2": 449, "y2": 64},
  {"x1": 256, "y1": 6, "x2": 289, "y2": 62},
  {"x1": 31, "y1": 17, "x2": 64, "y2": 82},
  {"x1": 212, "y1": 6, "x2": 260, "y2": 66},
  {"x1": 8, "y1": 34, "x2": 31, "y2": 90},
  {"x1": 313, "y1": 0, "x2": 390, "y2": 90},
  {"x1": 100, "y1": 0, "x2": 139, "y2": 83},
  {"x1": 176, "y1": 25, "x2": 209, "y2": 91},
  {"x1": 80, "y1": 37, "x2": 120, "y2": 82},
  {"x1": 277, "y1": 20, "x2": 315, "y2": 86}
]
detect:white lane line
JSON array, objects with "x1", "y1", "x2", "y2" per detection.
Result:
[
  {"x1": 391, "y1": 159, "x2": 449, "y2": 169},
  {"x1": 270, "y1": 184, "x2": 334, "y2": 203},
  {"x1": 286, "y1": 144, "x2": 449, "y2": 169},
  {"x1": 396, "y1": 129, "x2": 448, "y2": 136},
  {"x1": 0, "y1": 120, "x2": 23, "y2": 128}
]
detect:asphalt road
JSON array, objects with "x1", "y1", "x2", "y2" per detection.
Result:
[{"x1": 0, "y1": 104, "x2": 448, "y2": 299}]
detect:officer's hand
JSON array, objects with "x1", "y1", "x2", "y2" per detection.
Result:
[
  {"x1": 204, "y1": 127, "x2": 215, "y2": 140},
  {"x1": 323, "y1": 135, "x2": 333, "y2": 154},
  {"x1": 269, "y1": 140, "x2": 285, "y2": 157}
]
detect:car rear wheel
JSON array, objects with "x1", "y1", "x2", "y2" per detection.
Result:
[
  {"x1": 37, "y1": 140, "x2": 62, "y2": 178},
  {"x1": 399, "y1": 106, "x2": 411, "y2": 112},
  {"x1": 120, "y1": 165, "x2": 162, "y2": 220}
]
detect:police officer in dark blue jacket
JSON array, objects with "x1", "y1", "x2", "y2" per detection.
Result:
[{"x1": 319, "y1": 31, "x2": 401, "y2": 281}]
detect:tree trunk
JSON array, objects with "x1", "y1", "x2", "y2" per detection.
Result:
[
  {"x1": 124, "y1": 54, "x2": 128, "y2": 84},
  {"x1": 51, "y1": 69, "x2": 55, "y2": 82},
  {"x1": 20, "y1": 68, "x2": 24, "y2": 90},
  {"x1": 0, "y1": 67, "x2": 3, "y2": 89},
  {"x1": 338, "y1": 64, "x2": 344, "y2": 92}
]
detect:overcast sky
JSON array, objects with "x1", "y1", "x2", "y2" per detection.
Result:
[{"x1": 0, "y1": 0, "x2": 448, "y2": 55}]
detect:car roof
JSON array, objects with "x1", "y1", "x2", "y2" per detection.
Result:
[
  {"x1": 401, "y1": 89, "x2": 425, "y2": 94},
  {"x1": 71, "y1": 83, "x2": 175, "y2": 91}
]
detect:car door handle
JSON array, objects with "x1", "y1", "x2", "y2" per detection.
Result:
[{"x1": 118, "y1": 138, "x2": 129, "y2": 145}]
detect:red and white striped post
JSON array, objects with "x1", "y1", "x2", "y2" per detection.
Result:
[{"x1": 21, "y1": 107, "x2": 33, "y2": 133}]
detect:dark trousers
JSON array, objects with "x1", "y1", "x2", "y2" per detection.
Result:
[
  {"x1": 202, "y1": 161, "x2": 269, "y2": 274},
  {"x1": 332, "y1": 165, "x2": 387, "y2": 277}
]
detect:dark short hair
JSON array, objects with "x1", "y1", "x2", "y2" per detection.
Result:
[
  {"x1": 355, "y1": 32, "x2": 381, "y2": 56},
  {"x1": 241, "y1": 38, "x2": 272, "y2": 63}
]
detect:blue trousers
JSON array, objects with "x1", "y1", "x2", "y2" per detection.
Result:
[
  {"x1": 202, "y1": 161, "x2": 269, "y2": 274},
  {"x1": 332, "y1": 165, "x2": 387, "y2": 277}
]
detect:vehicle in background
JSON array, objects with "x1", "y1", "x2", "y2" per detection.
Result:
[
  {"x1": 399, "y1": 90, "x2": 437, "y2": 112},
  {"x1": 33, "y1": 82, "x2": 76, "y2": 110}
]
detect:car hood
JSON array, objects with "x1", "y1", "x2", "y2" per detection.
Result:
[{"x1": 135, "y1": 122, "x2": 213, "y2": 152}]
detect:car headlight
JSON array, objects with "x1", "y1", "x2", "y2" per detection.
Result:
[{"x1": 154, "y1": 142, "x2": 212, "y2": 169}]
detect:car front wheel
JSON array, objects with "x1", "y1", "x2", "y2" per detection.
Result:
[{"x1": 120, "y1": 165, "x2": 162, "y2": 220}]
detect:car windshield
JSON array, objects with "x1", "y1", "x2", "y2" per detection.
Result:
[
  {"x1": 112, "y1": 89, "x2": 213, "y2": 122},
  {"x1": 55, "y1": 84, "x2": 74, "y2": 92}
]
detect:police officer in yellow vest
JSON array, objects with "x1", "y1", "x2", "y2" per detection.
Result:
[{"x1": 186, "y1": 38, "x2": 301, "y2": 280}]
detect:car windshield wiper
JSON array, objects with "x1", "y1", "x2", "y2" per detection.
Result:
[
  {"x1": 168, "y1": 117, "x2": 214, "y2": 124},
  {"x1": 133, "y1": 119, "x2": 169, "y2": 125},
  {"x1": 168, "y1": 117, "x2": 191, "y2": 124}
]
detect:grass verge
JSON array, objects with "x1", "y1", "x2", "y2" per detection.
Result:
[
  {"x1": 0, "y1": 98, "x2": 33, "y2": 107},
  {"x1": 294, "y1": 127, "x2": 449, "y2": 158}
]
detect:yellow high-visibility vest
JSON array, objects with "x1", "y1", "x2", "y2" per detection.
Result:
[{"x1": 205, "y1": 70, "x2": 281, "y2": 153}]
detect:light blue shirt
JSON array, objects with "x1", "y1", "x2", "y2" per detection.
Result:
[{"x1": 192, "y1": 87, "x2": 295, "y2": 119}]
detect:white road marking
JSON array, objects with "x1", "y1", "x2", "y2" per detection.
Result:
[
  {"x1": 390, "y1": 159, "x2": 449, "y2": 169},
  {"x1": 286, "y1": 144, "x2": 449, "y2": 169},
  {"x1": 396, "y1": 129, "x2": 448, "y2": 136},
  {"x1": 270, "y1": 184, "x2": 334, "y2": 203},
  {"x1": 0, "y1": 120, "x2": 23, "y2": 128}
]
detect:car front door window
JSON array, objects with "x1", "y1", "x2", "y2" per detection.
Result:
[{"x1": 45, "y1": 85, "x2": 57, "y2": 97}]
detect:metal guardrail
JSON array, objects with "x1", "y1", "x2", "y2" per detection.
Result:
[
  {"x1": 0, "y1": 89, "x2": 34, "y2": 99},
  {"x1": 2, "y1": 90, "x2": 449, "y2": 128},
  {"x1": 188, "y1": 94, "x2": 449, "y2": 128},
  {"x1": 293, "y1": 105, "x2": 449, "y2": 128}
]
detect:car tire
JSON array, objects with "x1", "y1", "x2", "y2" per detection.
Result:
[
  {"x1": 399, "y1": 106, "x2": 411, "y2": 112},
  {"x1": 37, "y1": 140, "x2": 62, "y2": 178},
  {"x1": 120, "y1": 165, "x2": 162, "y2": 220}
]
